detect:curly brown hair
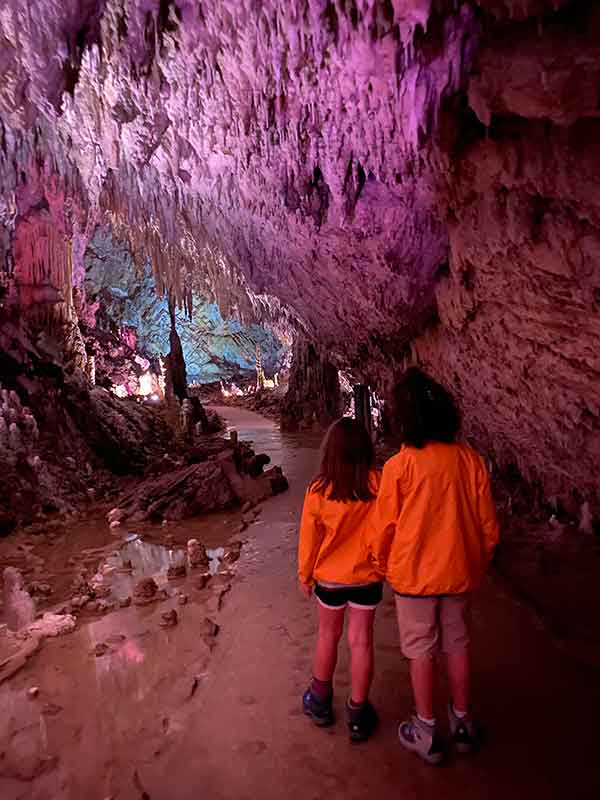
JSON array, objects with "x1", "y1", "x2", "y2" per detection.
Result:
[{"x1": 394, "y1": 367, "x2": 460, "y2": 448}]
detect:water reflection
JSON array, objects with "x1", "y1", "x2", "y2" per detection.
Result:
[
  {"x1": 101, "y1": 539, "x2": 225, "y2": 599},
  {"x1": 210, "y1": 404, "x2": 323, "y2": 480},
  {"x1": 0, "y1": 406, "x2": 321, "y2": 797}
]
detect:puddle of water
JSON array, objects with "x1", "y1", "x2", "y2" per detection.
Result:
[
  {"x1": 0, "y1": 405, "x2": 327, "y2": 798},
  {"x1": 98, "y1": 539, "x2": 226, "y2": 600},
  {"x1": 209, "y1": 405, "x2": 323, "y2": 480}
]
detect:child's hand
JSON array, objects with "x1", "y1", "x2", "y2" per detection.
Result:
[{"x1": 298, "y1": 581, "x2": 312, "y2": 599}]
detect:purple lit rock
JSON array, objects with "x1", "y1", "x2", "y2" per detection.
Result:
[{"x1": 3, "y1": 568, "x2": 36, "y2": 632}]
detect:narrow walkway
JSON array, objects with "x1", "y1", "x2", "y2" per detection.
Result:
[
  {"x1": 2, "y1": 407, "x2": 599, "y2": 799},
  {"x1": 140, "y1": 407, "x2": 599, "y2": 800}
]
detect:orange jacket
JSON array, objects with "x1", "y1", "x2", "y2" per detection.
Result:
[
  {"x1": 298, "y1": 472, "x2": 382, "y2": 586},
  {"x1": 368, "y1": 443, "x2": 499, "y2": 595}
]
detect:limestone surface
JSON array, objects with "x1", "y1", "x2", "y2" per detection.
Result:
[{"x1": 0, "y1": 0, "x2": 598, "y2": 512}]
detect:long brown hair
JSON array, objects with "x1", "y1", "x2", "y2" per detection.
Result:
[{"x1": 310, "y1": 417, "x2": 376, "y2": 502}]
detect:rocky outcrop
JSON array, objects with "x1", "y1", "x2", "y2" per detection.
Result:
[
  {"x1": 0, "y1": 316, "x2": 172, "y2": 522},
  {"x1": 0, "y1": 1, "x2": 598, "y2": 514},
  {"x1": 411, "y1": 1, "x2": 600, "y2": 514},
  {"x1": 281, "y1": 338, "x2": 342, "y2": 431},
  {"x1": 110, "y1": 437, "x2": 287, "y2": 523}
]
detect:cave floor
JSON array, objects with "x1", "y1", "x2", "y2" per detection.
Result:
[{"x1": 2, "y1": 407, "x2": 600, "y2": 800}]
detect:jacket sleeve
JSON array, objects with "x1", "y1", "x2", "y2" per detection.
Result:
[
  {"x1": 367, "y1": 461, "x2": 400, "y2": 575},
  {"x1": 298, "y1": 489, "x2": 325, "y2": 585},
  {"x1": 477, "y1": 462, "x2": 500, "y2": 563}
]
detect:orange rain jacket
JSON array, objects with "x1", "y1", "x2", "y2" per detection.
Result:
[
  {"x1": 298, "y1": 471, "x2": 382, "y2": 586},
  {"x1": 368, "y1": 443, "x2": 500, "y2": 596}
]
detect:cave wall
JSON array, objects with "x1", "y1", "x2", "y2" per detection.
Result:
[
  {"x1": 0, "y1": 0, "x2": 598, "y2": 514},
  {"x1": 412, "y1": 2, "x2": 600, "y2": 512}
]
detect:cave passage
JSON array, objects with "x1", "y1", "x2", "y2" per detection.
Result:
[
  {"x1": 1, "y1": 0, "x2": 600, "y2": 797},
  {"x1": 2, "y1": 407, "x2": 598, "y2": 798}
]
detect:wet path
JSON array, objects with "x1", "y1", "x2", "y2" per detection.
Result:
[{"x1": 2, "y1": 407, "x2": 600, "y2": 799}]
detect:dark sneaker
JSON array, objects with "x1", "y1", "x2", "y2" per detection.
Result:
[
  {"x1": 398, "y1": 714, "x2": 445, "y2": 765},
  {"x1": 346, "y1": 700, "x2": 379, "y2": 742},
  {"x1": 448, "y1": 704, "x2": 483, "y2": 753},
  {"x1": 302, "y1": 688, "x2": 334, "y2": 727}
]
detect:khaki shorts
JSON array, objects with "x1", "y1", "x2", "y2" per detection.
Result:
[{"x1": 395, "y1": 594, "x2": 471, "y2": 660}]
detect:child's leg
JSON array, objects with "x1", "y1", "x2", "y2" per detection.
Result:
[
  {"x1": 440, "y1": 595, "x2": 482, "y2": 752},
  {"x1": 395, "y1": 596, "x2": 439, "y2": 719},
  {"x1": 395, "y1": 596, "x2": 445, "y2": 763},
  {"x1": 313, "y1": 602, "x2": 345, "y2": 682},
  {"x1": 409, "y1": 657, "x2": 436, "y2": 720},
  {"x1": 346, "y1": 607, "x2": 376, "y2": 704},
  {"x1": 439, "y1": 594, "x2": 471, "y2": 712},
  {"x1": 447, "y1": 650, "x2": 470, "y2": 713}
]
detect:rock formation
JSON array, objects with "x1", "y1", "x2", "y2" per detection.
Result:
[
  {"x1": 3, "y1": 567, "x2": 36, "y2": 632},
  {"x1": 83, "y1": 226, "x2": 289, "y2": 385},
  {"x1": 281, "y1": 337, "x2": 342, "y2": 430},
  {"x1": 166, "y1": 296, "x2": 189, "y2": 403},
  {"x1": 0, "y1": 0, "x2": 597, "y2": 517}
]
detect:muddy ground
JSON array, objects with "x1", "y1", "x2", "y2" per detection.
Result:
[{"x1": 1, "y1": 406, "x2": 599, "y2": 799}]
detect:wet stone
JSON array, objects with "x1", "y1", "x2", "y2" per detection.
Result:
[
  {"x1": 167, "y1": 563, "x2": 186, "y2": 580},
  {"x1": 160, "y1": 609, "x2": 178, "y2": 628},
  {"x1": 221, "y1": 541, "x2": 243, "y2": 564},
  {"x1": 187, "y1": 538, "x2": 209, "y2": 569},
  {"x1": 133, "y1": 577, "x2": 159, "y2": 605}
]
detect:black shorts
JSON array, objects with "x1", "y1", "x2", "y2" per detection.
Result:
[{"x1": 314, "y1": 582, "x2": 383, "y2": 610}]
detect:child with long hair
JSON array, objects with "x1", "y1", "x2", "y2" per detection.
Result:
[
  {"x1": 370, "y1": 367, "x2": 500, "y2": 764},
  {"x1": 298, "y1": 417, "x2": 382, "y2": 742}
]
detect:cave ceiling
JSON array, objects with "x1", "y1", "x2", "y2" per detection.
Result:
[{"x1": 0, "y1": 0, "x2": 577, "y2": 375}]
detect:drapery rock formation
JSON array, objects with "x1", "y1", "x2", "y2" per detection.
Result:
[
  {"x1": 0, "y1": 0, "x2": 598, "y2": 516},
  {"x1": 281, "y1": 337, "x2": 342, "y2": 430}
]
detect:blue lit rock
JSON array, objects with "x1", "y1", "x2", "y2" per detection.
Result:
[{"x1": 84, "y1": 227, "x2": 288, "y2": 384}]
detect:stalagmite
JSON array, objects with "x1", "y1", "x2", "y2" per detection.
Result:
[
  {"x1": 166, "y1": 297, "x2": 188, "y2": 404},
  {"x1": 8, "y1": 422, "x2": 21, "y2": 451},
  {"x1": 3, "y1": 568, "x2": 36, "y2": 632}
]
